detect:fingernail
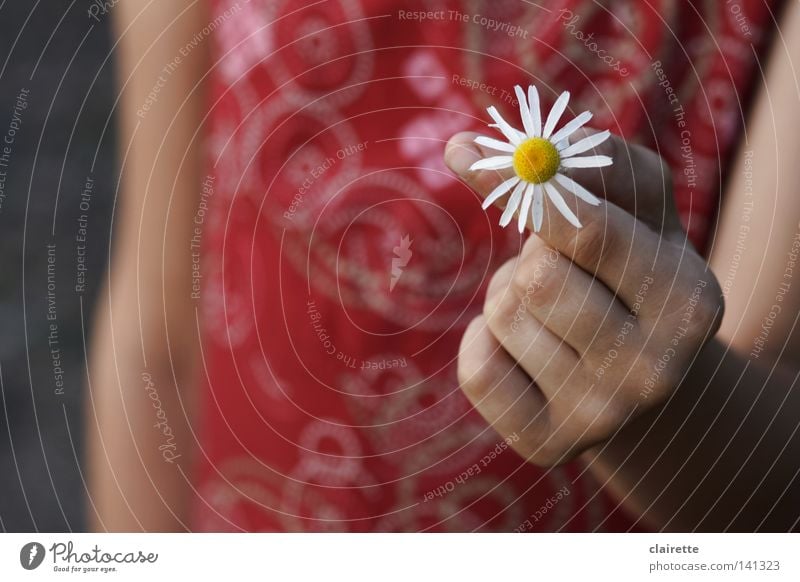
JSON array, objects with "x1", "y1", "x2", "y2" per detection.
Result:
[{"x1": 444, "y1": 138, "x2": 481, "y2": 176}]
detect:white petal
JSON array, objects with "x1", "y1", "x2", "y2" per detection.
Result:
[
  {"x1": 515, "y1": 86, "x2": 536, "y2": 137},
  {"x1": 560, "y1": 130, "x2": 611, "y2": 157},
  {"x1": 542, "y1": 91, "x2": 570, "y2": 138},
  {"x1": 544, "y1": 181, "x2": 582, "y2": 228},
  {"x1": 528, "y1": 85, "x2": 542, "y2": 137},
  {"x1": 487, "y1": 106, "x2": 523, "y2": 146},
  {"x1": 474, "y1": 135, "x2": 516, "y2": 153},
  {"x1": 554, "y1": 173, "x2": 601, "y2": 205},
  {"x1": 469, "y1": 155, "x2": 514, "y2": 171},
  {"x1": 549, "y1": 110, "x2": 593, "y2": 145},
  {"x1": 517, "y1": 183, "x2": 535, "y2": 233},
  {"x1": 560, "y1": 155, "x2": 613, "y2": 168},
  {"x1": 499, "y1": 180, "x2": 527, "y2": 227},
  {"x1": 482, "y1": 176, "x2": 520, "y2": 209},
  {"x1": 532, "y1": 185, "x2": 544, "y2": 232}
]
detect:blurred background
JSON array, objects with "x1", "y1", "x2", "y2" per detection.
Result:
[{"x1": 0, "y1": 2, "x2": 116, "y2": 531}]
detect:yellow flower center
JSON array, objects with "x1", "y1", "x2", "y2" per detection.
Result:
[{"x1": 512, "y1": 137, "x2": 560, "y2": 184}]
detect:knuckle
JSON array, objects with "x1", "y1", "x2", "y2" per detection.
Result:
[
  {"x1": 457, "y1": 318, "x2": 493, "y2": 395},
  {"x1": 579, "y1": 401, "x2": 626, "y2": 443},
  {"x1": 483, "y1": 285, "x2": 518, "y2": 331},
  {"x1": 631, "y1": 349, "x2": 658, "y2": 381},
  {"x1": 458, "y1": 366, "x2": 491, "y2": 402},
  {"x1": 523, "y1": 436, "x2": 561, "y2": 468},
  {"x1": 555, "y1": 395, "x2": 606, "y2": 438},
  {"x1": 695, "y1": 279, "x2": 725, "y2": 336},
  {"x1": 486, "y1": 258, "x2": 516, "y2": 299},
  {"x1": 666, "y1": 272, "x2": 725, "y2": 344},
  {"x1": 525, "y1": 439, "x2": 571, "y2": 468},
  {"x1": 519, "y1": 412, "x2": 576, "y2": 467},
  {"x1": 457, "y1": 361, "x2": 486, "y2": 399},
  {"x1": 511, "y1": 245, "x2": 562, "y2": 309},
  {"x1": 572, "y1": 401, "x2": 604, "y2": 433},
  {"x1": 483, "y1": 264, "x2": 516, "y2": 323},
  {"x1": 635, "y1": 348, "x2": 681, "y2": 402},
  {"x1": 568, "y1": 213, "x2": 616, "y2": 270}
]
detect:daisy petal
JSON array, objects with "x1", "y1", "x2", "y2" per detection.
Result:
[
  {"x1": 515, "y1": 86, "x2": 536, "y2": 137},
  {"x1": 549, "y1": 110, "x2": 593, "y2": 145},
  {"x1": 559, "y1": 130, "x2": 611, "y2": 157},
  {"x1": 554, "y1": 173, "x2": 602, "y2": 205},
  {"x1": 482, "y1": 176, "x2": 520, "y2": 209},
  {"x1": 517, "y1": 183, "x2": 535, "y2": 233},
  {"x1": 544, "y1": 181, "x2": 582, "y2": 228},
  {"x1": 532, "y1": 185, "x2": 544, "y2": 232},
  {"x1": 474, "y1": 135, "x2": 516, "y2": 153},
  {"x1": 487, "y1": 106, "x2": 523, "y2": 146},
  {"x1": 499, "y1": 180, "x2": 526, "y2": 227},
  {"x1": 560, "y1": 155, "x2": 613, "y2": 169},
  {"x1": 469, "y1": 155, "x2": 514, "y2": 171},
  {"x1": 542, "y1": 91, "x2": 570, "y2": 138},
  {"x1": 528, "y1": 85, "x2": 542, "y2": 137}
]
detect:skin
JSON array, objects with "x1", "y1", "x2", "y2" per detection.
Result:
[
  {"x1": 445, "y1": 128, "x2": 715, "y2": 469},
  {"x1": 88, "y1": 1, "x2": 800, "y2": 531},
  {"x1": 444, "y1": 3, "x2": 800, "y2": 528},
  {"x1": 86, "y1": 1, "x2": 208, "y2": 531},
  {"x1": 447, "y1": 135, "x2": 800, "y2": 529}
]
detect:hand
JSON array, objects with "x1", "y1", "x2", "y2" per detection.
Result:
[{"x1": 444, "y1": 129, "x2": 725, "y2": 466}]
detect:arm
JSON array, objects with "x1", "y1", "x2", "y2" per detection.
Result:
[
  {"x1": 446, "y1": 4, "x2": 800, "y2": 532},
  {"x1": 85, "y1": 0, "x2": 208, "y2": 531},
  {"x1": 586, "y1": 4, "x2": 800, "y2": 531}
]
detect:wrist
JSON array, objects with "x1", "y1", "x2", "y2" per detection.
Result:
[{"x1": 583, "y1": 334, "x2": 728, "y2": 467}]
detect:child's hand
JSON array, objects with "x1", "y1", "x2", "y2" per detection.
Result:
[{"x1": 444, "y1": 130, "x2": 724, "y2": 466}]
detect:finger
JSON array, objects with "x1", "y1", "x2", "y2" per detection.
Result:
[
  {"x1": 482, "y1": 252, "x2": 623, "y2": 439},
  {"x1": 533, "y1": 177, "x2": 686, "y2": 321},
  {"x1": 444, "y1": 131, "x2": 674, "y2": 321},
  {"x1": 457, "y1": 316, "x2": 550, "y2": 458},
  {"x1": 460, "y1": 316, "x2": 629, "y2": 466},
  {"x1": 482, "y1": 257, "x2": 581, "y2": 391},
  {"x1": 558, "y1": 127, "x2": 682, "y2": 235},
  {"x1": 444, "y1": 132, "x2": 517, "y2": 211},
  {"x1": 509, "y1": 237, "x2": 639, "y2": 358},
  {"x1": 460, "y1": 317, "x2": 626, "y2": 466},
  {"x1": 444, "y1": 130, "x2": 681, "y2": 235}
]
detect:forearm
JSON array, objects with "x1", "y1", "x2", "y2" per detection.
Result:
[
  {"x1": 586, "y1": 1, "x2": 800, "y2": 532},
  {"x1": 87, "y1": 200, "x2": 202, "y2": 532},
  {"x1": 86, "y1": 296, "x2": 199, "y2": 532},
  {"x1": 586, "y1": 337, "x2": 800, "y2": 531},
  {"x1": 86, "y1": 0, "x2": 208, "y2": 531}
]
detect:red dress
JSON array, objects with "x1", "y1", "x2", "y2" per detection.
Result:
[{"x1": 192, "y1": 0, "x2": 776, "y2": 531}]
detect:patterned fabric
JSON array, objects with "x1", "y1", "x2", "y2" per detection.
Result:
[{"x1": 192, "y1": 0, "x2": 776, "y2": 531}]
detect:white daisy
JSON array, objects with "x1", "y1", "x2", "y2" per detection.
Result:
[{"x1": 469, "y1": 85, "x2": 613, "y2": 233}]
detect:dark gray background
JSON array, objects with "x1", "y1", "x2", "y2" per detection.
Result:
[{"x1": 0, "y1": 1, "x2": 116, "y2": 532}]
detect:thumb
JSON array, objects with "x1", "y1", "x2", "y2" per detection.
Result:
[{"x1": 444, "y1": 128, "x2": 682, "y2": 237}]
